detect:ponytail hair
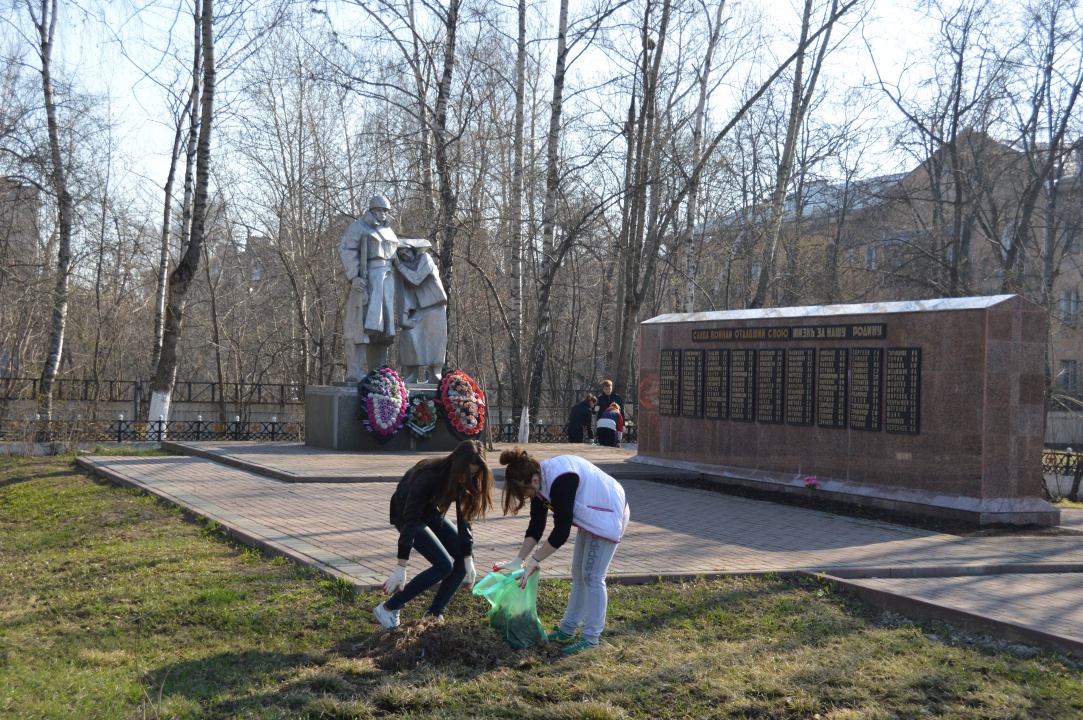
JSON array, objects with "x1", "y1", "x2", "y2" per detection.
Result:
[{"x1": 499, "y1": 446, "x2": 541, "y2": 515}]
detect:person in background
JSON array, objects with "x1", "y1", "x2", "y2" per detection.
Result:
[
  {"x1": 566, "y1": 393, "x2": 597, "y2": 443},
  {"x1": 495, "y1": 448, "x2": 630, "y2": 654},
  {"x1": 596, "y1": 403, "x2": 623, "y2": 447},
  {"x1": 373, "y1": 440, "x2": 494, "y2": 628},
  {"x1": 594, "y1": 379, "x2": 623, "y2": 423}
]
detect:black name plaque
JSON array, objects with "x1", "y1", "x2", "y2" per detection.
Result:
[
  {"x1": 659, "y1": 349, "x2": 681, "y2": 417},
  {"x1": 849, "y1": 348, "x2": 883, "y2": 431},
  {"x1": 681, "y1": 350, "x2": 705, "y2": 418},
  {"x1": 704, "y1": 349, "x2": 729, "y2": 419},
  {"x1": 885, "y1": 348, "x2": 921, "y2": 434},
  {"x1": 756, "y1": 349, "x2": 785, "y2": 424},
  {"x1": 729, "y1": 349, "x2": 756, "y2": 422},
  {"x1": 785, "y1": 348, "x2": 815, "y2": 425},
  {"x1": 817, "y1": 348, "x2": 848, "y2": 429}
]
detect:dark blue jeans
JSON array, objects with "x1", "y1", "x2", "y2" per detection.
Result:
[{"x1": 385, "y1": 514, "x2": 467, "y2": 616}]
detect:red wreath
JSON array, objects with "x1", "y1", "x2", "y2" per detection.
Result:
[{"x1": 438, "y1": 370, "x2": 486, "y2": 436}]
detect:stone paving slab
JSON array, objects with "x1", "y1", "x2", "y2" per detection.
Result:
[
  {"x1": 829, "y1": 573, "x2": 1083, "y2": 657},
  {"x1": 76, "y1": 452, "x2": 1083, "y2": 658},
  {"x1": 160, "y1": 441, "x2": 695, "y2": 484}
]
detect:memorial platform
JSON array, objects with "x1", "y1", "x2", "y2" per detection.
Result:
[
  {"x1": 77, "y1": 444, "x2": 1083, "y2": 659},
  {"x1": 160, "y1": 440, "x2": 699, "y2": 484}
]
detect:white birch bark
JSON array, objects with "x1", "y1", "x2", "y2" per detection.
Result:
[
  {"x1": 684, "y1": 0, "x2": 726, "y2": 312},
  {"x1": 148, "y1": 0, "x2": 216, "y2": 433},
  {"x1": 30, "y1": 0, "x2": 74, "y2": 423}
]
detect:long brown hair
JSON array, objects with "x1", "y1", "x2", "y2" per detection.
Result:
[
  {"x1": 410, "y1": 440, "x2": 494, "y2": 523},
  {"x1": 499, "y1": 446, "x2": 541, "y2": 515}
]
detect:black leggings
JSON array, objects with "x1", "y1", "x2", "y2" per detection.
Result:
[{"x1": 597, "y1": 428, "x2": 618, "y2": 447}]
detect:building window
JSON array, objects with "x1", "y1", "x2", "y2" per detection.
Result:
[
  {"x1": 1061, "y1": 290, "x2": 1079, "y2": 323},
  {"x1": 864, "y1": 243, "x2": 877, "y2": 269},
  {"x1": 1058, "y1": 359, "x2": 1078, "y2": 393},
  {"x1": 750, "y1": 259, "x2": 762, "y2": 281},
  {"x1": 1065, "y1": 223, "x2": 1081, "y2": 255}
]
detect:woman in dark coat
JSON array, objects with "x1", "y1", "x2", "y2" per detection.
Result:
[
  {"x1": 373, "y1": 440, "x2": 495, "y2": 627},
  {"x1": 566, "y1": 393, "x2": 597, "y2": 443}
]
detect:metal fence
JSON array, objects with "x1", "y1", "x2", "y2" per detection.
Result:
[
  {"x1": 0, "y1": 377, "x2": 305, "y2": 405},
  {"x1": 490, "y1": 422, "x2": 638, "y2": 444},
  {"x1": 0, "y1": 418, "x2": 304, "y2": 444}
]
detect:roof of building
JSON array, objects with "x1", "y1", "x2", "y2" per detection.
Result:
[{"x1": 643, "y1": 294, "x2": 1023, "y2": 324}]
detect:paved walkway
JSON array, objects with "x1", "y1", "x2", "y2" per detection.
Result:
[{"x1": 77, "y1": 445, "x2": 1083, "y2": 657}]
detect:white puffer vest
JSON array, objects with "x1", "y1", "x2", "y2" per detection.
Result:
[{"x1": 538, "y1": 455, "x2": 628, "y2": 543}]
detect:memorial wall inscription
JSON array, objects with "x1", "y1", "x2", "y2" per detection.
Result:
[
  {"x1": 885, "y1": 348, "x2": 921, "y2": 434},
  {"x1": 704, "y1": 349, "x2": 729, "y2": 420},
  {"x1": 659, "y1": 321, "x2": 917, "y2": 435},
  {"x1": 849, "y1": 348, "x2": 883, "y2": 431},
  {"x1": 785, "y1": 348, "x2": 815, "y2": 425},
  {"x1": 681, "y1": 350, "x2": 704, "y2": 418},
  {"x1": 817, "y1": 348, "x2": 848, "y2": 429},
  {"x1": 659, "y1": 349, "x2": 680, "y2": 417},
  {"x1": 756, "y1": 349, "x2": 785, "y2": 424},
  {"x1": 729, "y1": 349, "x2": 756, "y2": 421}
]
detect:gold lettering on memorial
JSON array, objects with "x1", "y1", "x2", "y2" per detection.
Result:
[
  {"x1": 729, "y1": 349, "x2": 756, "y2": 421},
  {"x1": 756, "y1": 349, "x2": 785, "y2": 424},
  {"x1": 681, "y1": 350, "x2": 705, "y2": 418},
  {"x1": 659, "y1": 349, "x2": 681, "y2": 417},
  {"x1": 704, "y1": 349, "x2": 729, "y2": 419},
  {"x1": 785, "y1": 348, "x2": 815, "y2": 425},
  {"x1": 848, "y1": 348, "x2": 883, "y2": 431},
  {"x1": 817, "y1": 348, "x2": 848, "y2": 429},
  {"x1": 885, "y1": 348, "x2": 921, "y2": 434}
]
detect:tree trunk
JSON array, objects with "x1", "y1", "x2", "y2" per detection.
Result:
[
  {"x1": 433, "y1": 0, "x2": 460, "y2": 327},
  {"x1": 33, "y1": 0, "x2": 74, "y2": 423},
  {"x1": 508, "y1": 0, "x2": 527, "y2": 425},
  {"x1": 749, "y1": 0, "x2": 836, "y2": 309},
  {"x1": 147, "y1": 0, "x2": 216, "y2": 428},
  {"x1": 684, "y1": 0, "x2": 726, "y2": 312},
  {"x1": 151, "y1": 90, "x2": 196, "y2": 376},
  {"x1": 525, "y1": 0, "x2": 570, "y2": 419}
]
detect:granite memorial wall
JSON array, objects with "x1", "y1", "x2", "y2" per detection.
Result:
[{"x1": 633, "y1": 295, "x2": 1058, "y2": 526}]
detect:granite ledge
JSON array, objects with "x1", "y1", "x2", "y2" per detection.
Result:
[{"x1": 628, "y1": 454, "x2": 1060, "y2": 527}]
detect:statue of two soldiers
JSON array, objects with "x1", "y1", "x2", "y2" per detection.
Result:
[{"x1": 338, "y1": 195, "x2": 448, "y2": 384}]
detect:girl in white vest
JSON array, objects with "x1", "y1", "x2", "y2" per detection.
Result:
[{"x1": 495, "y1": 447, "x2": 630, "y2": 654}]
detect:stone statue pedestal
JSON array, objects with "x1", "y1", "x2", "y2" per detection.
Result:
[{"x1": 305, "y1": 383, "x2": 467, "y2": 452}]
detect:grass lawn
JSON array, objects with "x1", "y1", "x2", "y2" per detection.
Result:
[{"x1": 2, "y1": 456, "x2": 1083, "y2": 719}]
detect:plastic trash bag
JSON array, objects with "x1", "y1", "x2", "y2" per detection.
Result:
[{"x1": 472, "y1": 570, "x2": 547, "y2": 648}]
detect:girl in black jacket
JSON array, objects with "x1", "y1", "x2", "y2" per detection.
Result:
[{"x1": 374, "y1": 440, "x2": 495, "y2": 628}]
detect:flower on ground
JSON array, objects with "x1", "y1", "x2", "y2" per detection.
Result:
[{"x1": 804, "y1": 475, "x2": 821, "y2": 489}]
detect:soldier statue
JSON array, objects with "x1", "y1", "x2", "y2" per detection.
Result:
[
  {"x1": 339, "y1": 195, "x2": 401, "y2": 381},
  {"x1": 393, "y1": 238, "x2": 448, "y2": 383}
]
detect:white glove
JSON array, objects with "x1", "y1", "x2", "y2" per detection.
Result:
[
  {"x1": 383, "y1": 565, "x2": 407, "y2": 595},
  {"x1": 463, "y1": 556, "x2": 477, "y2": 589},
  {"x1": 518, "y1": 556, "x2": 540, "y2": 589},
  {"x1": 493, "y1": 557, "x2": 524, "y2": 573}
]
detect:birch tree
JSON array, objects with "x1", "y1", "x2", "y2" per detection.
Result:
[
  {"x1": 748, "y1": 0, "x2": 839, "y2": 308},
  {"x1": 147, "y1": 0, "x2": 216, "y2": 426},
  {"x1": 26, "y1": 0, "x2": 74, "y2": 422}
]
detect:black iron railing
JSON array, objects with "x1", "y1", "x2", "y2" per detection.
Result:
[
  {"x1": 490, "y1": 422, "x2": 638, "y2": 444},
  {"x1": 0, "y1": 418, "x2": 304, "y2": 444},
  {"x1": 0, "y1": 377, "x2": 305, "y2": 405}
]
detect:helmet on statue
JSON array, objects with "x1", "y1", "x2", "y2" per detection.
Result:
[{"x1": 369, "y1": 195, "x2": 392, "y2": 211}]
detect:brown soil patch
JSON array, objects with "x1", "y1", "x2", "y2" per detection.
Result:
[{"x1": 352, "y1": 617, "x2": 522, "y2": 672}]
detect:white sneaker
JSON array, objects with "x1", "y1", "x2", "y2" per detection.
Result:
[{"x1": 373, "y1": 602, "x2": 400, "y2": 629}]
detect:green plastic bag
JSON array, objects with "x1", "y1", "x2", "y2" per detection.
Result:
[{"x1": 472, "y1": 570, "x2": 547, "y2": 648}]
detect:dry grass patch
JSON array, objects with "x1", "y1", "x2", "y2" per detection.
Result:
[{"x1": 3, "y1": 456, "x2": 1083, "y2": 719}]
